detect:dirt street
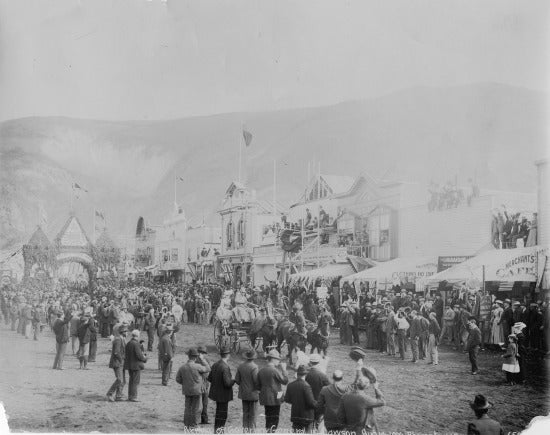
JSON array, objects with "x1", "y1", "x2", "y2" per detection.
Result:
[{"x1": 0, "y1": 322, "x2": 547, "y2": 433}]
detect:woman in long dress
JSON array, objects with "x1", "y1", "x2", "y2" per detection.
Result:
[{"x1": 490, "y1": 301, "x2": 504, "y2": 345}]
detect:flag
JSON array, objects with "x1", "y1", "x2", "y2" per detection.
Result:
[
  {"x1": 243, "y1": 129, "x2": 253, "y2": 147},
  {"x1": 177, "y1": 176, "x2": 184, "y2": 182},
  {"x1": 38, "y1": 203, "x2": 48, "y2": 228},
  {"x1": 72, "y1": 182, "x2": 88, "y2": 193},
  {"x1": 94, "y1": 209, "x2": 106, "y2": 234}
]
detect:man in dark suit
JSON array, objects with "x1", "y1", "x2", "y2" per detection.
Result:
[
  {"x1": 499, "y1": 299, "x2": 513, "y2": 339},
  {"x1": 337, "y1": 377, "x2": 385, "y2": 434},
  {"x1": 257, "y1": 349, "x2": 288, "y2": 433},
  {"x1": 143, "y1": 308, "x2": 156, "y2": 351},
  {"x1": 235, "y1": 349, "x2": 260, "y2": 432},
  {"x1": 124, "y1": 329, "x2": 147, "y2": 402},
  {"x1": 305, "y1": 353, "x2": 329, "y2": 428},
  {"x1": 208, "y1": 347, "x2": 235, "y2": 433},
  {"x1": 52, "y1": 309, "x2": 70, "y2": 370},
  {"x1": 285, "y1": 365, "x2": 317, "y2": 433},
  {"x1": 466, "y1": 317, "x2": 482, "y2": 375},
  {"x1": 467, "y1": 394, "x2": 503, "y2": 435},
  {"x1": 158, "y1": 325, "x2": 174, "y2": 386},
  {"x1": 106, "y1": 325, "x2": 127, "y2": 401},
  {"x1": 176, "y1": 348, "x2": 210, "y2": 430}
]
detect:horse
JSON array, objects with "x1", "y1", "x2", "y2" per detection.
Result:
[
  {"x1": 250, "y1": 316, "x2": 278, "y2": 354},
  {"x1": 276, "y1": 319, "x2": 308, "y2": 362},
  {"x1": 307, "y1": 324, "x2": 330, "y2": 357}
]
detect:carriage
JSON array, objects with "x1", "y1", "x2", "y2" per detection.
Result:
[{"x1": 213, "y1": 300, "x2": 289, "y2": 354}]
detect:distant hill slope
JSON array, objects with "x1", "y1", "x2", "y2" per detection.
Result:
[{"x1": 0, "y1": 83, "x2": 547, "y2": 251}]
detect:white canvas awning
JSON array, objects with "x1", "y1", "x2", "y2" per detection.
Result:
[
  {"x1": 422, "y1": 246, "x2": 548, "y2": 286},
  {"x1": 289, "y1": 263, "x2": 356, "y2": 285},
  {"x1": 341, "y1": 257, "x2": 438, "y2": 290}
]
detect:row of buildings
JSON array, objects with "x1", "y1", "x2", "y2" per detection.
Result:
[{"x1": 133, "y1": 160, "x2": 545, "y2": 288}]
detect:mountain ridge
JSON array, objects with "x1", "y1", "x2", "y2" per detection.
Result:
[{"x1": 0, "y1": 82, "x2": 547, "y2": 251}]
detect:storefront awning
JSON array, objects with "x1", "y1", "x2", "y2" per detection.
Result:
[
  {"x1": 341, "y1": 257, "x2": 438, "y2": 290},
  {"x1": 422, "y1": 246, "x2": 548, "y2": 286},
  {"x1": 289, "y1": 262, "x2": 356, "y2": 285}
]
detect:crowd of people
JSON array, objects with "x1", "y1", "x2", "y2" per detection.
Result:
[
  {"x1": 491, "y1": 208, "x2": 537, "y2": 249},
  {"x1": 1, "y1": 275, "x2": 547, "y2": 433}
]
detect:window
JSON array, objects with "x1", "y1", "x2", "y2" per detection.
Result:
[
  {"x1": 237, "y1": 218, "x2": 246, "y2": 248},
  {"x1": 171, "y1": 249, "x2": 178, "y2": 262},
  {"x1": 227, "y1": 221, "x2": 235, "y2": 249},
  {"x1": 367, "y1": 209, "x2": 392, "y2": 261},
  {"x1": 162, "y1": 250, "x2": 169, "y2": 263}
]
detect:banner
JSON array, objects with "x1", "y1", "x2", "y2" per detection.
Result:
[{"x1": 437, "y1": 256, "x2": 473, "y2": 272}]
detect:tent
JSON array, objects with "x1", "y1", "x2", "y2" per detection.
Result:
[
  {"x1": 340, "y1": 257, "x2": 438, "y2": 290},
  {"x1": 422, "y1": 246, "x2": 548, "y2": 286},
  {"x1": 289, "y1": 262, "x2": 356, "y2": 286}
]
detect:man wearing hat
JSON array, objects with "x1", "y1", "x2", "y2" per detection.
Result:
[
  {"x1": 207, "y1": 347, "x2": 235, "y2": 433},
  {"x1": 235, "y1": 349, "x2": 260, "y2": 432},
  {"x1": 284, "y1": 365, "x2": 317, "y2": 433},
  {"x1": 197, "y1": 345, "x2": 212, "y2": 425},
  {"x1": 52, "y1": 308, "x2": 70, "y2": 370},
  {"x1": 439, "y1": 304, "x2": 456, "y2": 345},
  {"x1": 158, "y1": 325, "x2": 174, "y2": 386},
  {"x1": 124, "y1": 329, "x2": 148, "y2": 402},
  {"x1": 257, "y1": 349, "x2": 288, "y2": 433},
  {"x1": 467, "y1": 394, "x2": 502, "y2": 434},
  {"x1": 106, "y1": 324, "x2": 127, "y2": 402},
  {"x1": 337, "y1": 376, "x2": 385, "y2": 434},
  {"x1": 176, "y1": 348, "x2": 210, "y2": 429},
  {"x1": 466, "y1": 317, "x2": 482, "y2": 375},
  {"x1": 317, "y1": 370, "x2": 352, "y2": 432},
  {"x1": 77, "y1": 314, "x2": 92, "y2": 369},
  {"x1": 305, "y1": 353, "x2": 329, "y2": 428},
  {"x1": 499, "y1": 299, "x2": 513, "y2": 339},
  {"x1": 143, "y1": 307, "x2": 156, "y2": 352}
]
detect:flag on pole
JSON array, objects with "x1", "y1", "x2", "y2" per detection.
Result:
[
  {"x1": 177, "y1": 176, "x2": 184, "y2": 182},
  {"x1": 95, "y1": 210, "x2": 106, "y2": 234},
  {"x1": 38, "y1": 203, "x2": 48, "y2": 229},
  {"x1": 243, "y1": 129, "x2": 253, "y2": 147}
]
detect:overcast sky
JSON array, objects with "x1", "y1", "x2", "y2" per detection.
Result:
[{"x1": 0, "y1": 0, "x2": 548, "y2": 122}]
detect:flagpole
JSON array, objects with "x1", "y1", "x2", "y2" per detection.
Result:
[
  {"x1": 273, "y1": 159, "x2": 277, "y2": 280},
  {"x1": 93, "y1": 209, "x2": 96, "y2": 244},
  {"x1": 238, "y1": 125, "x2": 243, "y2": 183},
  {"x1": 317, "y1": 161, "x2": 321, "y2": 269},
  {"x1": 174, "y1": 172, "x2": 177, "y2": 209}
]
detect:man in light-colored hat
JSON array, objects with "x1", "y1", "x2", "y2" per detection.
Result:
[
  {"x1": 124, "y1": 329, "x2": 147, "y2": 402},
  {"x1": 235, "y1": 349, "x2": 260, "y2": 432},
  {"x1": 158, "y1": 325, "x2": 174, "y2": 386},
  {"x1": 317, "y1": 369, "x2": 351, "y2": 432},
  {"x1": 257, "y1": 350, "x2": 288, "y2": 433},
  {"x1": 306, "y1": 353, "x2": 329, "y2": 428},
  {"x1": 176, "y1": 348, "x2": 210, "y2": 429}
]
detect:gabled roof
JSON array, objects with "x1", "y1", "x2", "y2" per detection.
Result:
[
  {"x1": 320, "y1": 175, "x2": 356, "y2": 196},
  {"x1": 26, "y1": 226, "x2": 52, "y2": 248},
  {"x1": 54, "y1": 215, "x2": 93, "y2": 248},
  {"x1": 225, "y1": 181, "x2": 248, "y2": 197}
]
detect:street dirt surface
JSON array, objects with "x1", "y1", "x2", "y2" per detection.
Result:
[{"x1": 0, "y1": 322, "x2": 548, "y2": 434}]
